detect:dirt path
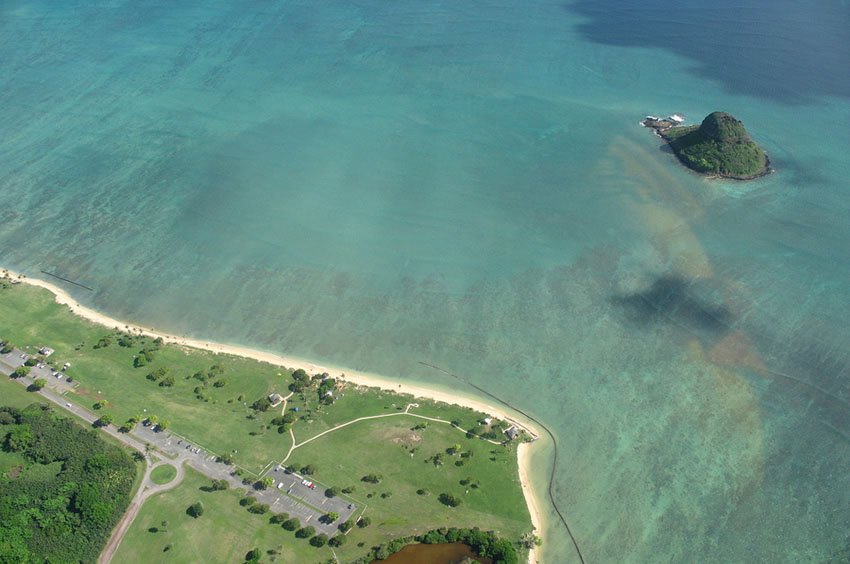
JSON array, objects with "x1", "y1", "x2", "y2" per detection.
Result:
[
  {"x1": 281, "y1": 404, "x2": 500, "y2": 464},
  {"x1": 279, "y1": 391, "x2": 294, "y2": 415},
  {"x1": 98, "y1": 460, "x2": 185, "y2": 564},
  {"x1": 281, "y1": 406, "x2": 414, "y2": 463}
]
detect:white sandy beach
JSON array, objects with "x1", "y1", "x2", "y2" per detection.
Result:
[{"x1": 3, "y1": 267, "x2": 547, "y2": 561}]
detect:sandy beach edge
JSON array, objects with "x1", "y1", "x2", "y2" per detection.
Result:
[{"x1": 3, "y1": 267, "x2": 546, "y2": 562}]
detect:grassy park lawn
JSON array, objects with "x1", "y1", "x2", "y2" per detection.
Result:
[
  {"x1": 115, "y1": 467, "x2": 330, "y2": 563},
  {"x1": 0, "y1": 284, "x2": 297, "y2": 472},
  {"x1": 0, "y1": 371, "x2": 45, "y2": 410},
  {"x1": 1, "y1": 283, "x2": 532, "y2": 558},
  {"x1": 290, "y1": 416, "x2": 531, "y2": 560},
  {"x1": 0, "y1": 284, "x2": 514, "y2": 474},
  {"x1": 151, "y1": 464, "x2": 178, "y2": 485}
]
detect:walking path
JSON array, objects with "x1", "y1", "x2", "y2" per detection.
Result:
[
  {"x1": 281, "y1": 403, "x2": 501, "y2": 465},
  {"x1": 1, "y1": 349, "x2": 509, "y2": 562},
  {"x1": 97, "y1": 460, "x2": 185, "y2": 564}
]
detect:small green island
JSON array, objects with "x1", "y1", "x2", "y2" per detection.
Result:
[{"x1": 642, "y1": 111, "x2": 770, "y2": 179}]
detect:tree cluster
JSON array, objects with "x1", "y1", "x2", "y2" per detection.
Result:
[
  {"x1": 288, "y1": 368, "x2": 311, "y2": 393},
  {"x1": 0, "y1": 404, "x2": 136, "y2": 563},
  {"x1": 354, "y1": 527, "x2": 518, "y2": 564}
]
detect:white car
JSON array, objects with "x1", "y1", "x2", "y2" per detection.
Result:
[{"x1": 65, "y1": 402, "x2": 72, "y2": 408}]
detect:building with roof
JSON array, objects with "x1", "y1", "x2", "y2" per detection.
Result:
[{"x1": 268, "y1": 393, "x2": 284, "y2": 407}]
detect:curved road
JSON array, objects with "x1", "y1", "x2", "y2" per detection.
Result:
[{"x1": 98, "y1": 460, "x2": 185, "y2": 564}]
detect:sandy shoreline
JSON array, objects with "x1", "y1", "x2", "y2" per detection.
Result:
[{"x1": 3, "y1": 267, "x2": 547, "y2": 560}]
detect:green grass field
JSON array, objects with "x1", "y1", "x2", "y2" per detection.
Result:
[
  {"x1": 115, "y1": 467, "x2": 332, "y2": 563},
  {"x1": 1, "y1": 282, "x2": 532, "y2": 560},
  {"x1": 0, "y1": 284, "x2": 300, "y2": 472},
  {"x1": 0, "y1": 373, "x2": 44, "y2": 410},
  {"x1": 290, "y1": 416, "x2": 530, "y2": 557},
  {"x1": 151, "y1": 464, "x2": 178, "y2": 485}
]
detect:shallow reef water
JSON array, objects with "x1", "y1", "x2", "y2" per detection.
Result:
[{"x1": 1, "y1": 1, "x2": 848, "y2": 561}]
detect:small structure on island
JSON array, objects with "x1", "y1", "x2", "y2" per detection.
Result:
[
  {"x1": 39, "y1": 346, "x2": 54, "y2": 357},
  {"x1": 268, "y1": 393, "x2": 284, "y2": 407},
  {"x1": 504, "y1": 425, "x2": 519, "y2": 441}
]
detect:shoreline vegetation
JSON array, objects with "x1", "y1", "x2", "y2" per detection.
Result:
[
  {"x1": 1, "y1": 267, "x2": 546, "y2": 563},
  {"x1": 642, "y1": 111, "x2": 770, "y2": 180}
]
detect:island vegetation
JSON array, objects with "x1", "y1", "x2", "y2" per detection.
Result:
[{"x1": 645, "y1": 111, "x2": 769, "y2": 179}]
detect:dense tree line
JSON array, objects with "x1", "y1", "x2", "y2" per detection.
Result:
[
  {"x1": 0, "y1": 403, "x2": 136, "y2": 563},
  {"x1": 353, "y1": 527, "x2": 518, "y2": 564}
]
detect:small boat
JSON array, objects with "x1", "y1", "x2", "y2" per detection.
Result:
[{"x1": 668, "y1": 114, "x2": 685, "y2": 123}]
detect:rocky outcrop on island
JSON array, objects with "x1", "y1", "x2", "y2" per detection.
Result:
[{"x1": 642, "y1": 112, "x2": 770, "y2": 180}]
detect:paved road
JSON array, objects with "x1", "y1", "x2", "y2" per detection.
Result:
[
  {"x1": 97, "y1": 459, "x2": 185, "y2": 564},
  {"x1": 0, "y1": 347, "x2": 357, "y2": 541}
]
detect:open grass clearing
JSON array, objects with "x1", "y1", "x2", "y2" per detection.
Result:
[
  {"x1": 115, "y1": 467, "x2": 331, "y2": 563},
  {"x1": 1, "y1": 284, "x2": 531, "y2": 559},
  {"x1": 0, "y1": 372, "x2": 47, "y2": 410},
  {"x1": 0, "y1": 284, "x2": 296, "y2": 471},
  {"x1": 289, "y1": 415, "x2": 531, "y2": 561},
  {"x1": 151, "y1": 463, "x2": 178, "y2": 485},
  {"x1": 0, "y1": 284, "x2": 509, "y2": 474}
]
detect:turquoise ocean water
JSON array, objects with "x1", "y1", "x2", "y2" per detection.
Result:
[{"x1": 1, "y1": 1, "x2": 849, "y2": 561}]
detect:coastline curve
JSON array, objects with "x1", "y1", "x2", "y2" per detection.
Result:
[{"x1": 1, "y1": 266, "x2": 550, "y2": 563}]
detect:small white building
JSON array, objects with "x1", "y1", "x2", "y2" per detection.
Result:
[
  {"x1": 268, "y1": 393, "x2": 284, "y2": 407},
  {"x1": 482, "y1": 417, "x2": 493, "y2": 426},
  {"x1": 39, "y1": 347, "x2": 55, "y2": 357}
]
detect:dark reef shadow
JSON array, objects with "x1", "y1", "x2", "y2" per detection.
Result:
[
  {"x1": 612, "y1": 275, "x2": 735, "y2": 337},
  {"x1": 565, "y1": 0, "x2": 850, "y2": 104}
]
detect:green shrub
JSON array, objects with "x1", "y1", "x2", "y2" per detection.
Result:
[
  {"x1": 438, "y1": 493, "x2": 462, "y2": 507},
  {"x1": 328, "y1": 534, "x2": 347, "y2": 547},
  {"x1": 187, "y1": 502, "x2": 204, "y2": 518},
  {"x1": 282, "y1": 518, "x2": 300, "y2": 531},
  {"x1": 295, "y1": 525, "x2": 315, "y2": 539},
  {"x1": 310, "y1": 533, "x2": 328, "y2": 547}
]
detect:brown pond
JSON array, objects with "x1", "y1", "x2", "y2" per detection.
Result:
[{"x1": 371, "y1": 543, "x2": 492, "y2": 564}]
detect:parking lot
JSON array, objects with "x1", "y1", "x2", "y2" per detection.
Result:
[
  {"x1": 134, "y1": 422, "x2": 357, "y2": 534},
  {"x1": 267, "y1": 465, "x2": 358, "y2": 526},
  {"x1": 0, "y1": 350, "x2": 76, "y2": 394},
  {"x1": 0, "y1": 347, "x2": 358, "y2": 535}
]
